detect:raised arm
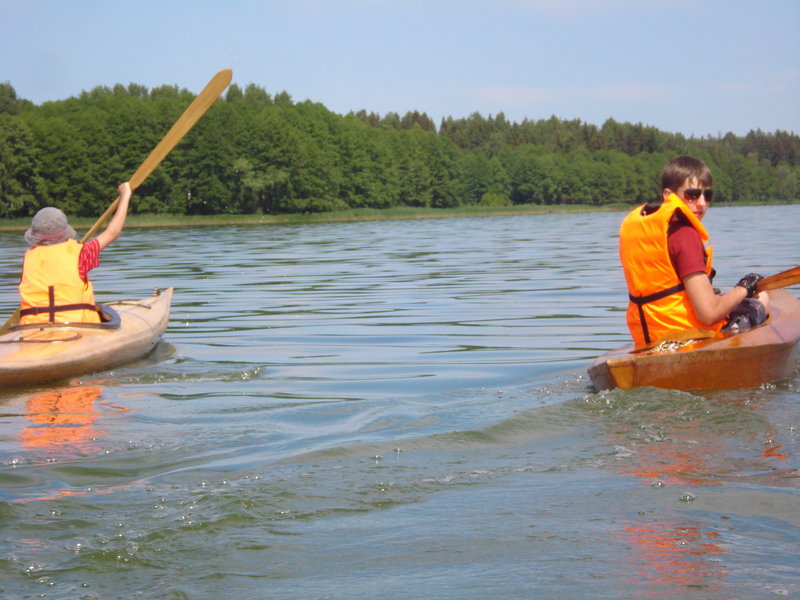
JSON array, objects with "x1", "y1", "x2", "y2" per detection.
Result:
[{"x1": 94, "y1": 182, "x2": 131, "y2": 251}]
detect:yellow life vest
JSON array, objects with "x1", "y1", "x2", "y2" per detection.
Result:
[
  {"x1": 619, "y1": 193, "x2": 723, "y2": 349},
  {"x1": 19, "y1": 239, "x2": 100, "y2": 325}
]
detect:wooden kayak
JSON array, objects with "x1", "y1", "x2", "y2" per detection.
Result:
[
  {"x1": 588, "y1": 289, "x2": 800, "y2": 391},
  {"x1": 0, "y1": 288, "x2": 173, "y2": 387}
]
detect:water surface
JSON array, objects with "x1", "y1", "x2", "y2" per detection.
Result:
[{"x1": 1, "y1": 206, "x2": 799, "y2": 599}]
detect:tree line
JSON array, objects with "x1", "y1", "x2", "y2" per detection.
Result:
[{"x1": 1, "y1": 80, "x2": 798, "y2": 219}]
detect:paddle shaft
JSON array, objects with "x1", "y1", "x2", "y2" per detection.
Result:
[
  {"x1": 0, "y1": 69, "x2": 232, "y2": 335},
  {"x1": 756, "y1": 265, "x2": 800, "y2": 292},
  {"x1": 81, "y1": 68, "x2": 232, "y2": 242}
]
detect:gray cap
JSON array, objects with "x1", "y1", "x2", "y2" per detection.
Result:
[{"x1": 24, "y1": 207, "x2": 76, "y2": 246}]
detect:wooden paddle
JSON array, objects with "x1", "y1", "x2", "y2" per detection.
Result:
[
  {"x1": 756, "y1": 265, "x2": 800, "y2": 292},
  {"x1": 0, "y1": 68, "x2": 232, "y2": 335},
  {"x1": 80, "y1": 68, "x2": 233, "y2": 242}
]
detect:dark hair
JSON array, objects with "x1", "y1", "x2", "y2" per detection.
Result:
[{"x1": 661, "y1": 156, "x2": 712, "y2": 191}]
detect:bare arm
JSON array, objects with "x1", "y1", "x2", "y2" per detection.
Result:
[
  {"x1": 684, "y1": 272, "x2": 769, "y2": 325},
  {"x1": 95, "y1": 182, "x2": 131, "y2": 251}
]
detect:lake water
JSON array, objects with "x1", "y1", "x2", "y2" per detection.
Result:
[{"x1": 1, "y1": 205, "x2": 799, "y2": 599}]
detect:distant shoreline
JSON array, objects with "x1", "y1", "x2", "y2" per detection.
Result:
[{"x1": 0, "y1": 201, "x2": 793, "y2": 232}]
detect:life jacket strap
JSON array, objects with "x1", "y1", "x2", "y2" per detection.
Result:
[
  {"x1": 629, "y1": 282, "x2": 685, "y2": 306},
  {"x1": 629, "y1": 282, "x2": 686, "y2": 345},
  {"x1": 19, "y1": 286, "x2": 98, "y2": 323}
]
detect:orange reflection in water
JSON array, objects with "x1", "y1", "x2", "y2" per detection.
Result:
[
  {"x1": 596, "y1": 396, "x2": 792, "y2": 597},
  {"x1": 610, "y1": 424, "x2": 731, "y2": 595},
  {"x1": 19, "y1": 386, "x2": 108, "y2": 453},
  {"x1": 615, "y1": 434, "x2": 724, "y2": 487},
  {"x1": 13, "y1": 385, "x2": 130, "y2": 502},
  {"x1": 617, "y1": 518, "x2": 730, "y2": 599}
]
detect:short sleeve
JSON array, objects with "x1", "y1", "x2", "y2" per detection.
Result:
[
  {"x1": 667, "y1": 224, "x2": 707, "y2": 280},
  {"x1": 78, "y1": 238, "x2": 101, "y2": 281}
]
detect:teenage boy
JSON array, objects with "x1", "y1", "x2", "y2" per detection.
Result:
[{"x1": 619, "y1": 156, "x2": 768, "y2": 349}]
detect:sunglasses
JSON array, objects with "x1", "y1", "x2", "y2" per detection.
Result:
[{"x1": 683, "y1": 188, "x2": 713, "y2": 202}]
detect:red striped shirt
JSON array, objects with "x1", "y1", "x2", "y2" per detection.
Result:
[{"x1": 78, "y1": 238, "x2": 100, "y2": 281}]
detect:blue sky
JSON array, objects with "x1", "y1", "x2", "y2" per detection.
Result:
[{"x1": 2, "y1": 0, "x2": 798, "y2": 137}]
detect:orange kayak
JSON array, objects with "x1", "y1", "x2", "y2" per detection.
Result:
[
  {"x1": 588, "y1": 289, "x2": 800, "y2": 391},
  {"x1": 0, "y1": 288, "x2": 172, "y2": 387}
]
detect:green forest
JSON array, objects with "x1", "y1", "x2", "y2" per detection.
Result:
[{"x1": 1, "y1": 80, "x2": 798, "y2": 219}]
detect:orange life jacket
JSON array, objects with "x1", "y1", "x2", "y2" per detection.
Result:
[
  {"x1": 619, "y1": 193, "x2": 723, "y2": 349},
  {"x1": 19, "y1": 239, "x2": 100, "y2": 325}
]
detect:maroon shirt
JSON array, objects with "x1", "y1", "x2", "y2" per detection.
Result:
[{"x1": 667, "y1": 214, "x2": 707, "y2": 280}]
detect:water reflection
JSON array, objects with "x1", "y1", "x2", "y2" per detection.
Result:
[
  {"x1": 618, "y1": 518, "x2": 727, "y2": 598},
  {"x1": 584, "y1": 388, "x2": 796, "y2": 594},
  {"x1": 18, "y1": 385, "x2": 126, "y2": 456},
  {"x1": 586, "y1": 389, "x2": 794, "y2": 487}
]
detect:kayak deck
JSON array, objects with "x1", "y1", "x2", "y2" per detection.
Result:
[
  {"x1": 0, "y1": 288, "x2": 173, "y2": 387},
  {"x1": 588, "y1": 289, "x2": 800, "y2": 391}
]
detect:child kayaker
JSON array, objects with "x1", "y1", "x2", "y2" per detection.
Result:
[
  {"x1": 618, "y1": 156, "x2": 769, "y2": 349},
  {"x1": 18, "y1": 182, "x2": 132, "y2": 325}
]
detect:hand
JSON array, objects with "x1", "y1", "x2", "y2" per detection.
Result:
[
  {"x1": 736, "y1": 273, "x2": 763, "y2": 298},
  {"x1": 118, "y1": 181, "x2": 132, "y2": 201}
]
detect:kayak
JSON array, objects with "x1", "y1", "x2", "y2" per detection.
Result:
[
  {"x1": 0, "y1": 288, "x2": 173, "y2": 387},
  {"x1": 588, "y1": 289, "x2": 800, "y2": 391}
]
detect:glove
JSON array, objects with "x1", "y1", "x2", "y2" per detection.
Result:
[{"x1": 736, "y1": 273, "x2": 763, "y2": 298}]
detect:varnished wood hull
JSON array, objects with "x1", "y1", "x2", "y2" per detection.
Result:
[
  {"x1": 588, "y1": 289, "x2": 800, "y2": 391},
  {"x1": 0, "y1": 288, "x2": 173, "y2": 387}
]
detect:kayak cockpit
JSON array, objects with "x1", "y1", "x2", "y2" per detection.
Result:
[{"x1": 7, "y1": 304, "x2": 122, "y2": 336}]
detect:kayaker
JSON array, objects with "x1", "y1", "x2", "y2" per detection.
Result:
[
  {"x1": 619, "y1": 156, "x2": 770, "y2": 349},
  {"x1": 18, "y1": 182, "x2": 132, "y2": 325}
]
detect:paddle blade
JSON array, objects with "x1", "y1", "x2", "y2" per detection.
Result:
[
  {"x1": 79, "y1": 68, "x2": 232, "y2": 243},
  {"x1": 129, "y1": 68, "x2": 232, "y2": 190},
  {"x1": 0, "y1": 308, "x2": 19, "y2": 336}
]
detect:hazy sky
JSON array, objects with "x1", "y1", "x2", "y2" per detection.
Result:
[{"x1": 2, "y1": 0, "x2": 798, "y2": 137}]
